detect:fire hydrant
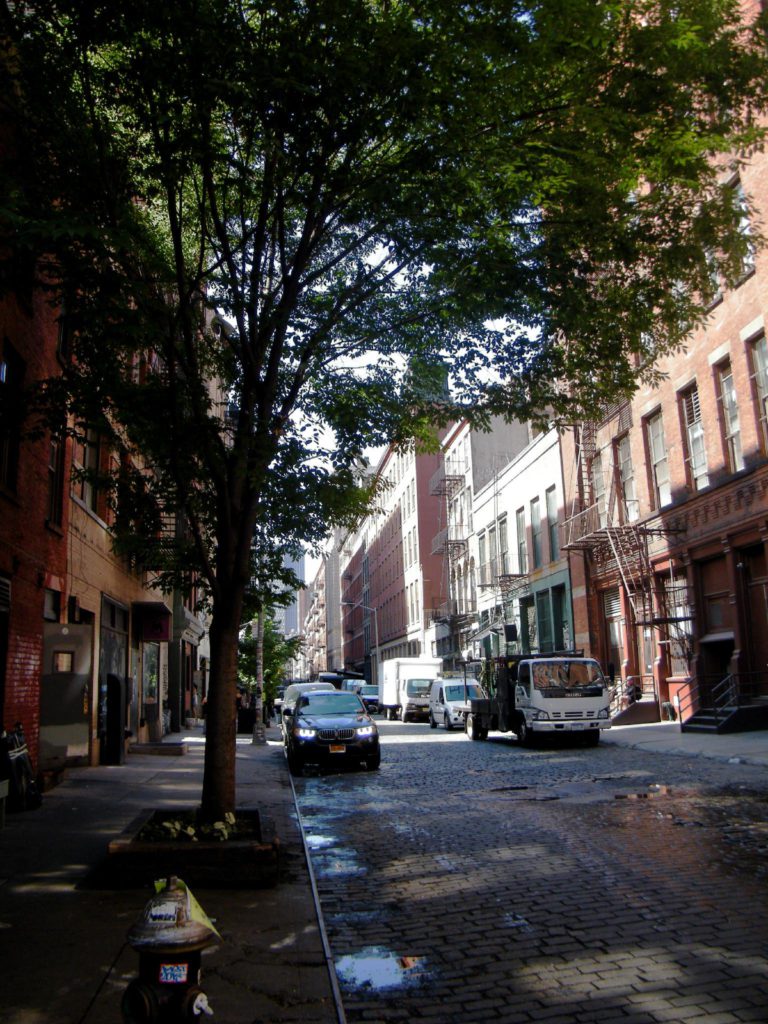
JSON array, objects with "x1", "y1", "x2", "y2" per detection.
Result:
[{"x1": 122, "y1": 877, "x2": 219, "y2": 1022}]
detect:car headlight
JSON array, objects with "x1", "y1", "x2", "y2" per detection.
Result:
[
  {"x1": 356, "y1": 725, "x2": 377, "y2": 738},
  {"x1": 531, "y1": 709, "x2": 551, "y2": 721},
  {"x1": 294, "y1": 726, "x2": 317, "y2": 739},
  {"x1": 597, "y1": 708, "x2": 609, "y2": 719}
]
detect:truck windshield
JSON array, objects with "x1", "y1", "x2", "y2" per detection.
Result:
[
  {"x1": 405, "y1": 679, "x2": 432, "y2": 696},
  {"x1": 444, "y1": 683, "x2": 483, "y2": 702},
  {"x1": 531, "y1": 661, "x2": 605, "y2": 696}
]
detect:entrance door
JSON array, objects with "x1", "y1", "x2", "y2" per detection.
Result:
[{"x1": 40, "y1": 623, "x2": 93, "y2": 769}]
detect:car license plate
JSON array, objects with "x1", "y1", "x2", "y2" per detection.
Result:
[
  {"x1": 571, "y1": 722, "x2": 585, "y2": 730},
  {"x1": 329, "y1": 744, "x2": 346, "y2": 753}
]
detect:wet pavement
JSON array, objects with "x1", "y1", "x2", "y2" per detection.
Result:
[{"x1": 293, "y1": 720, "x2": 768, "y2": 1024}]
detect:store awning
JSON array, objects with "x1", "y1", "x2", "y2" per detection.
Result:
[{"x1": 133, "y1": 601, "x2": 172, "y2": 642}]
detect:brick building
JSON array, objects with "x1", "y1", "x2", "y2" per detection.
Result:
[
  {"x1": 561, "y1": 144, "x2": 768, "y2": 731},
  {"x1": 339, "y1": 442, "x2": 448, "y2": 682}
]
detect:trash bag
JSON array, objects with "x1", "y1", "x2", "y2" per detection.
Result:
[{"x1": 0, "y1": 723, "x2": 42, "y2": 812}]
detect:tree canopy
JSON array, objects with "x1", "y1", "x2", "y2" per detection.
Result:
[{"x1": 2, "y1": 0, "x2": 766, "y2": 816}]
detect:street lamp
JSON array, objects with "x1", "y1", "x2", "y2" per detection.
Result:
[{"x1": 342, "y1": 601, "x2": 380, "y2": 687}]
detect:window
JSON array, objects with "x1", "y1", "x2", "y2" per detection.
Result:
[
  {"x1": 536, "y1": 591, "x2": 553, "y2": 652},
  {"x1": 615, "y1": 434, "x2": 638, "y2": 522},
  {"x1": 516, "y1": 508, "x2": 528, "y2": 573},
  {"x1": 531, "y1": 497, "x2": 542, "y2": 568},
  {"x1": 478, "y1": 532, "x2": 487, "y2": 586},
  {"x1": 661, "y1": 573, "x2": 692, "y2": 676},
  {"x1": 717, "y1": 362, "x2": 744, "y2": 473},
  {"x1": 0, "y1": 338, "x2": 25, "y2": 493},
  {"x1": 545, "y1": 486, "x2": 559, "y2": 561},
  {"x1": 488, "y1": 525, "x2": 498, "y2": 579},
  {"x1": 681, "y1": 384, "x2": 709, "y2": 490},
  {"x1": 750, "y1": 333, "x2": 768, "y2": 451},
  {"x1": 591, "y1": 453, "x2": 607, "y2": 527},
  {"x1": 646, "y1": 411, "x2": 671, "y2": 508},
  {"x1": 734, "y1": 181, "x2": 756, "y2": 279},
  {"x1": 47, "y1": 432, "x2": 66, "y2": 527},
  {"x1": 498, "y1": 516, "x2": 509, "y2": 575},
  {"x1": 72, "y1": 426, "x2": 103, "y2": 514}
]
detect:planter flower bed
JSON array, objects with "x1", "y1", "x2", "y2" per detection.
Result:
[{"x1": 104, "y1": 808, "x2": 281, "y2": 889}]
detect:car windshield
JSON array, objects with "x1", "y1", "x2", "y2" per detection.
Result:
[
  {"x1": 405, "y1": 678, "x2": 432, "y2": 696},
  {"x1": 300, "y1": 693, "x2": 366, "y2": 715},
  {"x1": 283, "y1": 683, "x2": 335, "y2": 706},
  {"x1": 359, "y1": 685, "x2": 377, "y2": 695},
  {"x1": 444, "y1": 683, "x2": 483, "y2": 702}
]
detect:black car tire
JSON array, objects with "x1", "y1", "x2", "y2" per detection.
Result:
[
  {"x1": 367, "y1": 752, "x2": 381, "y2": 770},
  {"x1": 444, "y1": 712, "x2": 453, "y2": 732},
  {"x1": 429, "y1": 713, "x2": 437, "y2": 729},
  {"x1": 584, "y1": 729, "x2": 601, "y2": 746},
  {"x1": 287, "y1": 747, "x2": 303, "y2": 776},
  {"x1": 400, "y1": 706, "x2": 408, "y2": 723}
]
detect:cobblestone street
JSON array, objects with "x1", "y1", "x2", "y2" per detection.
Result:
[{"x1": 294, "y1": 721, "x2": 768, "y2": 1024}]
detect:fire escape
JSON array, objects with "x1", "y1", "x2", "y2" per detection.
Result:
[
  {"x1": 429, "y1": 458, "x2": 474, "y2": 657},
  {"x1": 562, "y1": 412, "x2": 692, "y2": 683}
]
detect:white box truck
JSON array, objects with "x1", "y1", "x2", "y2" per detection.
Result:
[{"x1": 379, "y1": 657, "x2": 443, "y2": 722}]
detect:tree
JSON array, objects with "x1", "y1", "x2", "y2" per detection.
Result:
[
  {"x1": 238, "y1": 615, "x2": 302, "y2": 711},
  {"x1": 1, "y1": 0, "x2": 766, "y2": 819}
]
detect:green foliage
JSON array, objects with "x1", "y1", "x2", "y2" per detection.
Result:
[{"x1": 238, "y1": 617, "x2": 303, "y2": 705}]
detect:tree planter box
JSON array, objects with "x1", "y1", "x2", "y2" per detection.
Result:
[{"x1": 104, "y1": 808, "x2": 281, "y2": 889}]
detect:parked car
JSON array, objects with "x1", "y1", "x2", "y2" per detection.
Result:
[
  {"x1": 284, "y1": 689, "x2": 380, "y2": 775},
  {"x1": 429, "y1": 679, "x2": 486, "y2": 731},
  {"x1": 280, "y1": 681, "x2": 336, "y2": 739},
  {"x1": 353, "y1": 683, "x2": 380, "y2": 714}
]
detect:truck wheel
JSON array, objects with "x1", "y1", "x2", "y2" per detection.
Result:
[
  {"x1": 400, "y1": 706, "x2": 408, "y2": 723},
  {"x1": 444, "y1": 712, "x2": 453, "y2": 732},
  {"x1": 387, "y1": 708, "x2": 396, "y2": 721},
  {"x1": 517, "y1": 718, "x2": 533, "y2": 747},
  {"x1": 429, "y1": 713, "x2": 437, "y2": 729},
  {"x1": 466, "y1": 714, "x2": 486, "y2": 741},
  {"x1": 584, "y1": 729, "x2": 600, "y2": 747}
]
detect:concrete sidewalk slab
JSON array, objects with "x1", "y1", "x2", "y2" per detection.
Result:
[{"x1": 602, "y1": 720, "x2": 768, "y2": 768}]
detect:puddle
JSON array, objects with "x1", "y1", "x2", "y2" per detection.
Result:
[
  {"x1": 335, "y1": 947, "x2": 429, "y2": 991},
  {"x1": 312, "y1": 848, "x2": 366, "y2": 878},
  {"x1": 503, "y1": 912, "x2": 532, "y2": 931},
  {"x1": 305, "y1": 833, "x2": 336, "y2": 850}
]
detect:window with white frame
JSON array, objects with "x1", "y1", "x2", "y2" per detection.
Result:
[
  {"x1": 615, "y1": 434, "x2": 638, "y2": 522},
  {"x1": 734, "y1": 180, "x2": 756, "y2": 279},
  {"x1": 681, "y1": 384, "x2": 709, "y2": 490},
  {"x1": 498, "y1": 516, "x2": 509, "y2": 574},
  {"x1": 646, "y1": 411, "x2": 671, "y2": 508},
  {"x1": 516, "y1": 507, "x2": 528, "y2": 573},
  {"x1": 750, "y1": 333, "x2": 768, "y2": 451},
  {"x1": 478, "y1": 531, "x2": 487, "y2": 586},
  {"x1": 591, "y1": 452, "x2": 607, "y2": 527},
  {"x1": 531, "y1": 497, "x2": 542, "y2": 568},
  {"x1": 717, "y1": 361, "x2": 744, "y2": 473},
  {"x1": 545, "y1": 485, "x2": 559, "y2": 560}
]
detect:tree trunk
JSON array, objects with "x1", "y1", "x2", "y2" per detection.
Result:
[
  {"x1": 252, "y1": 612, "x2": 266, "y2": 744},
  {"x1": 200, "y1": 610, "x2": 240, "y2": 821}
]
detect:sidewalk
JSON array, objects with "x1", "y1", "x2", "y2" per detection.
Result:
[
  {"x1": 602, "y1": 719, "x2": 768, "y2": 767},
  {"x1": 1, "y1": 721, "x2": 766, "y2": 1024},
  {"x1": 0, "y1": 724, "x2": 340, "y2": 1024}
]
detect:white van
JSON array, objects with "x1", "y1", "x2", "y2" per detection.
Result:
[{"x1": 429, "y1": 678, "x2": 486, "y2": 730}]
